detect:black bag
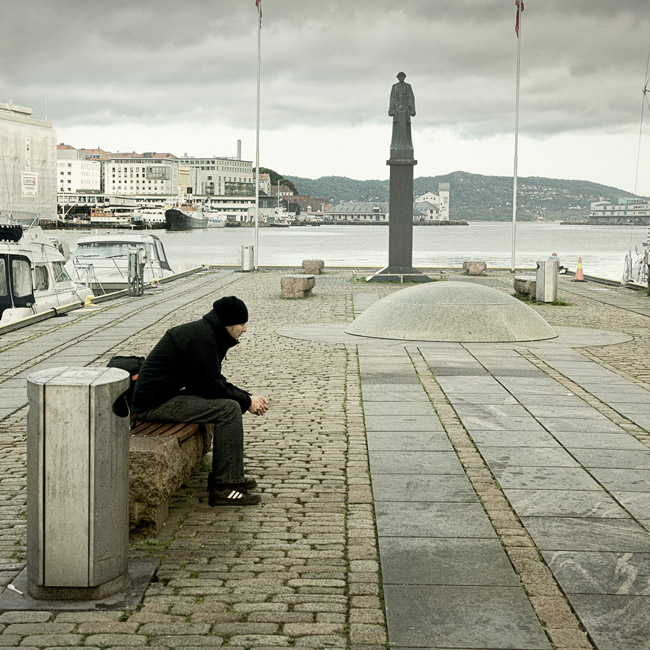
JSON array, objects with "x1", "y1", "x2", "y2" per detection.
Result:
[{"x1": 107, "y1": 355, "x2": 145, "y2": 417}]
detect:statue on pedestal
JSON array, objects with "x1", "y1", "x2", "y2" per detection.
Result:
[{"x1": 389, "y1": 71, "x2": 416, "y2": 157}]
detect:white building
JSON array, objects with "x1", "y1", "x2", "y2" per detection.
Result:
[
  {"x1": 258, "y1": 172, "x2": 271, "y2": 196},
  {"x1": 415, "y1": 183, "x2": 450, "y2": 221},
  {"x1": 178, "y1": 155, "x2": 254, "y2": 196},
  {"x1": 589, "y1": 198, "x2": 650, "y2": 224},
  {"x1": 103, "y1": 156, "x2": 181, "y2": 197},
  {"x1": 57, "y1": 144, "x2": 101, "y2": 193},
  {"x1": 204, "y1": 195, "x2": 273, "y2": 223},
  {"x1": 0, "y1": 101, "x2": 57, "y2": 219}
]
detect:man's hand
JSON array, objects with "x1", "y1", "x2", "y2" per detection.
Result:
[{"x1": 248, "y1": 395, "x2": 269, "y2": 416}]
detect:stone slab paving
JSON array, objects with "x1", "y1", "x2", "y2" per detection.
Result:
[
  {"x1": 2, "y1": 268, "x2": 650, "y2": 648},
  {"x1": 359, "y1": 344, "x2": 551, "y2": 650},
  {"x1": 418, "y1": 340, "x2": 650, "y2": 650}
]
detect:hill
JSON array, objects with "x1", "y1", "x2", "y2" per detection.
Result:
[{"x1": 284, "y1": 171, "x2": 640, "y2": 221}]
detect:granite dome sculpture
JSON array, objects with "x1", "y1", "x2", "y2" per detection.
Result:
[{"x1": 346, "y1": 281, "x2": 557, "y2": 343}]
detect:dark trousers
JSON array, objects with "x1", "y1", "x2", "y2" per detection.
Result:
[{"x1": 139, "y1": 395, "x2": 244, "y2": 483}]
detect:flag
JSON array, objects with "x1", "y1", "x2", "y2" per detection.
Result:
[
  {"x1": 255, "y1": 0, "x2": 262, "y2": 18},
  {"x1": 515, "y1": 0, "x2": 524, "y2": 36}
]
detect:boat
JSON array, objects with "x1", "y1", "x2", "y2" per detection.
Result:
[
  {"x1": 207, "y1": 213, "x2": 227, "y2": 228},
  {"x1": 66, "y1": 232, "x2": 174, "y2": 293},
  {"x1": 268, "y1": 206, "x2": 292, "y2": 227},
  {"x1": 133, "y1": 207, "x2": 166, "y2": 229},
  {"x1": 89, "y1": 207, "x2": 136, "y2": 228},
  {"x1": 165, "y1": 204, "x2": 209, "y2": 230},
  {"x1": 0, "y1": 211, "x2": 93, "y2": 326}
]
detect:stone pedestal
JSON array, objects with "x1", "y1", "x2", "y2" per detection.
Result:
[
  {"x1": 367, "y1": 160, "x2": 431, "y2": 283},
  {"x1": 302, "y1": 260, "x2": 324, "y2": 275},
  {"x1": 463, "y1": 260, "x2": 487, "y2": 276},
  {"x1": 281, "y1": 274, "x2": 315, "y2": 298},
  {"x1": 514, "y1": 275, "x2": 537, "y2": 299}
]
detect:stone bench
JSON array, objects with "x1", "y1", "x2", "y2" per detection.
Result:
[
  {"x1": 513, "y1": 275, "x2": 537, "y2": 299},
  {"x1": 463, "y1": 260, "x2": 487, "y2": 276},
  {"x1": 129, "y1": 418, "x2": 212, "y2": 537},
  {"x1": 281, "y1": 274, "x2": 315, "y2": 299},
  {"x1": 302, "y1": 259, "x2": 325, "y2": 275}
]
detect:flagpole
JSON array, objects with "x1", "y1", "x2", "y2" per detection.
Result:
[
  {"x1": 511, "y1": 4, "x2": 522, "y2": 273},
  {"x1": 254, "y1": 1, "x2": 262, "y2": 270}
]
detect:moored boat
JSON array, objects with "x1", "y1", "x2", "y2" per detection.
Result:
[
  {"x1": 207, "y1": 213, "x2": 227, "y2": 228},
  {"x1": 66, "y1": 232, "x2": 174, "y2": 292},
  {"x1": 267, "y1": 206, "x2": 293, "y2": 227},
  {"x1": 0, "y1": 212, "x2": 93, "y2": 326},
  {"x1": 133, "y1": 207, "x2": 166, "y2": 229},
  {"x1": 165, "y1": 205, "x2": 209, "y2": 230}
]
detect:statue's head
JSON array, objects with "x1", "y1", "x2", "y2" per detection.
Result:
[{"x1": 397, "y1": 72, "x2": 406, "y2": 80}]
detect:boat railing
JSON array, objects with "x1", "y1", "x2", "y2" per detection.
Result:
[{"x1": 70, "y1": 261, "x2": 110, "y2": 296}]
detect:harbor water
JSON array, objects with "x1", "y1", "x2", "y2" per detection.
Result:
[{"x1": 47, "y1": 222, "x2": 649, "y2": 282}]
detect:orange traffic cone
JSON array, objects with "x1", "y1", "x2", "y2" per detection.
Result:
[{"x1": 572, "y1": 257, "x2": 586, "y2": 282}]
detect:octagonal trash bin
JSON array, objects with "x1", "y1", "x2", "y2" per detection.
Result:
[{"x1": 26, "y1": 366, "x2": 130, "y2": 600}]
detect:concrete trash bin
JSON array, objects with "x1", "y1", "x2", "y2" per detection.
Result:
[
  {"x1": 536, "y1": 260, "x2": 558, "y2": 303},
  {"x1": 26, "y1": 366, "x2": 130, "y2": 600}
]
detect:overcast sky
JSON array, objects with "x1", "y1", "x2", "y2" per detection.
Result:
[{"x1": 2, "y1": 0, "x2": 650, "y2": 194}]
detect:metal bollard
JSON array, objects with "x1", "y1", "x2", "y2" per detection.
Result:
[
  {"x1": 128, "y1": 247, "x2": 145, "y2": 296},
  {"x1": 241, "y1": 245, "x2": 254, "y2": 272},
  {"x1": 26, "y1": 366, "x2": 130, "y2": 600}
]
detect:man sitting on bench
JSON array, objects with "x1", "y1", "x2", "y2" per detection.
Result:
[{"x1": 131, "y1": 296, "x2": 268, "y2": 506}]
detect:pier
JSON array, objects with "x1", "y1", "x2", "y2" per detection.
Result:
[{"x1": 1, "y1": 268, "x2": 650, "y2": 648}]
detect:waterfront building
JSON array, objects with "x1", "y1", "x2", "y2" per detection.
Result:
[
  {"x1": 178, "y1": 155, "x2": 254, "y2": 196},
  {"x1": 103, "y1": 154, "x2": 182, "y2": 197},
  {"x1": 0, "y1": 101, "x2": 57, "y2": 219},
  {"x1": 258, "y1": 172, "x2": 271, "y2": 195},
  {"x1": 589, "y1": 198, "x2": 650, "y2": 224},
  {"x1": 206, "y1": 194, "x2": 274, "y2": 223},
  {"x1": 270, "y1": 183, "x2": 294, "y2": 198},
  {"x1": 50, "y1": 144, "x2": 273, "y2": 225},
  {"x1": 415, "y1": 183, "x2": 450, "y2": 221},
  {"x1": 57, "y1": 144, "x2": 101, "y2": 194},
  {"x1": 327, "y1": 202, "x2": 389, "y2": 224},
  {"x1": 286, "y1": 195, "x2": 331, "y2": 213}
]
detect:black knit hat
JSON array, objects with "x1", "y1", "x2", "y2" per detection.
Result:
[{"x1": 213, "y1": 296, "x2": 248, "y2": 326}]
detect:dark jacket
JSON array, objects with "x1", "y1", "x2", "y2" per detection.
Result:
[{"x1": 131, "y1": 309, "x2": 251, "y2": 414}]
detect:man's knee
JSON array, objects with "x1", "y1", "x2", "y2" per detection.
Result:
[{"x1": 216, "y1": 399, "x2": 243, "y2": 423}]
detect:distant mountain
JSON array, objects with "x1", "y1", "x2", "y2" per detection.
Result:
[{"x1": 285, "y1": 171, "x2": 641, "y2": 221}]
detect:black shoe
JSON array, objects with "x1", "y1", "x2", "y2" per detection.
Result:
[{"x1": 209, "y1": 486, "x2": 261, "y2": 507}]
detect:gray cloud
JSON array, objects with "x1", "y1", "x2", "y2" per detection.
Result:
[{"x1": 1, "y1": 0, "x2": 648, "y2": 143}]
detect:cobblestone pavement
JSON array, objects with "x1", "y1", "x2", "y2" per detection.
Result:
[{"x1": 0, "y1": 268, "x2": 650, "y2": 648}]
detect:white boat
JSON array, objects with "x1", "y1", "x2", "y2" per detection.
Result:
[
  {"x1": 207, "y1": 213, "x2": 227, "y2": 228},
  {"x1": 89, "y1": 207, "x2": 135, "y2": 228},
  {"x1": 268, "y1": 206, "x2": 292, "y2": 227},
  {"x1": 133, "y1": 207, "x2": 166, "y2": 229},
  {"x1": 66, "y1": 232, "x2": 174, "y2": 293},
  {"x1": 0, "y1": 212, "x2": 93, "y2": 326}
]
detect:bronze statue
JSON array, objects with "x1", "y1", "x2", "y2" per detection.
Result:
[{"x1": 389, "y1": 71, "x2": 416, "y2": 156}]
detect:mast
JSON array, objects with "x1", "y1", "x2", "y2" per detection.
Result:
[
  {"x1": 634, "y1": 45, "x2": 650, "y2": 195},
  {"x1": 253, "y1": 0, "x2": 262, "y2": 270},
  {"x1": 511, "y1": 0, "x2": 524, "y2": 273}
]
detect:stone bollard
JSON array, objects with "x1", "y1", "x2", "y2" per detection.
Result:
[
  {"x1": 463, "y1": 260, "x2": 487, "y2": 276},
  {"x1": 281, "y1": 274, "x2": 315, "y2": 298},
  {"x1": 302, "y1": 259, "x2": 325, "y2": 275},
  {"x1": 26, "y1": 366, "x2": 130, "y2": 600},
  {"x1": 514, "y1": 275, "x2": 537, "y2": 299}
]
